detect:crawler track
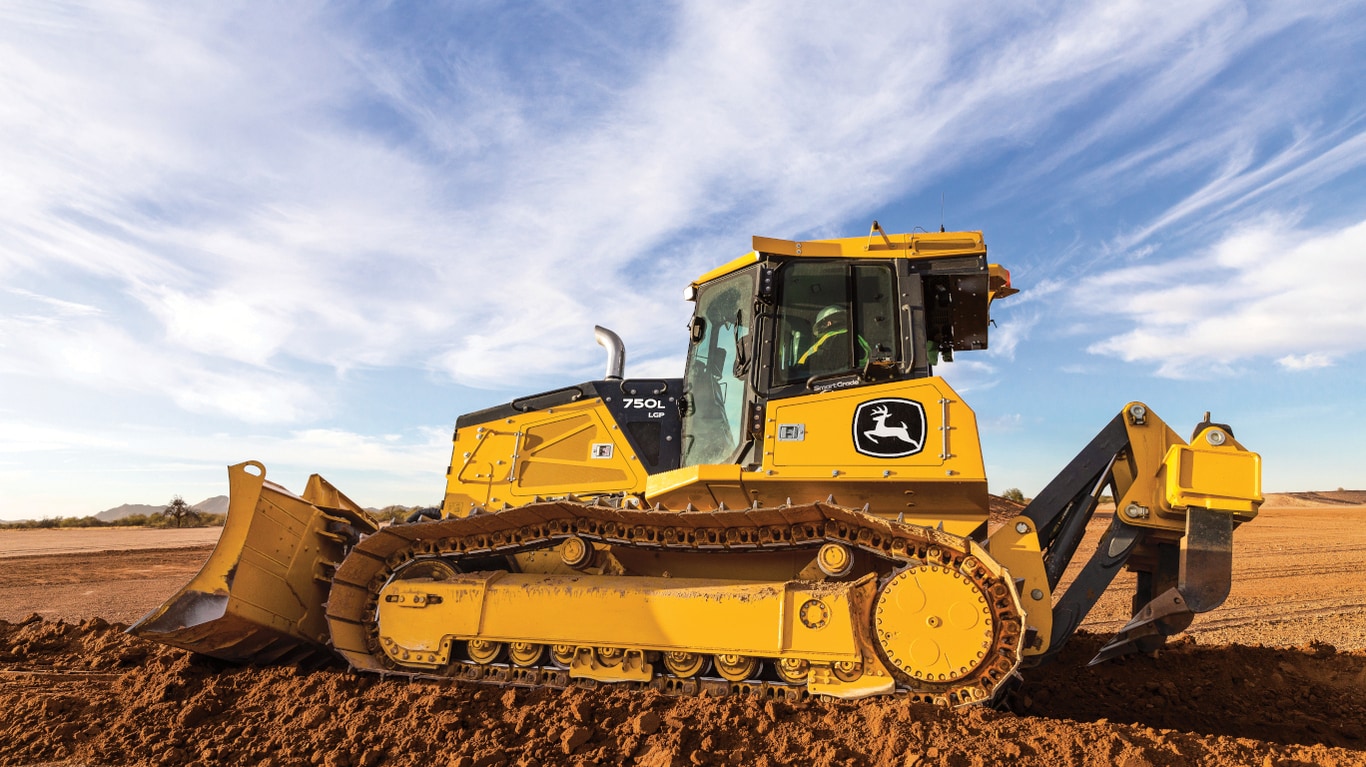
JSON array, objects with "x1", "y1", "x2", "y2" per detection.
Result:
[{"x1": 324, "y1": 501, "x2": 1025, "y2": 706}]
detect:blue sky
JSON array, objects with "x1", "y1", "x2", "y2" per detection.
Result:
[{"x1": 2, "y1": 2, "x2": 1364, "y2": 519}]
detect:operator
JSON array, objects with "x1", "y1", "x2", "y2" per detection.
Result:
[{"x1": 798, "y1": 305, "x2": 870, "y2": 373}]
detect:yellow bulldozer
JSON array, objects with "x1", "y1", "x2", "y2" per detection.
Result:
[{"x1": 131, "y1": 224, "x2": 1262, "y2": 706}]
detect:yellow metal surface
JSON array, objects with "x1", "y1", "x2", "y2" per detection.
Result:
[
  {"x1": 377, "y1": 572, "x2": 865, "y2": 663},
  {"x1": 570, "y1": 648, "x2": 654, "y2": 682},
  {"x1": 987, "y1": 264, "x2": 1018, "y2": 302},
  {"x1": 689, "y1": 230, "x2": 989, "y2": 286},
  {"x1": 643, "y1": 463, "x2": 746, "y2": 510},
  {"x1": 643, "y1": 378, "x2": 989, "y2": 534},
  {"x1": 445, "y1": 399, "x2": 647, "y2": 514},
  {"x1": 874, "y1": 564, "x2": 994, "y2": 683},
  {"x1": 752, "y1": 231, "x2": 986, "y2": 258},
  {"x1": 1112, "y1": 403, "x2": 1262, "y2": 531},
  {"x1": 764, "y1": 379, "x2": 981, "y2": 472},
  {"x1": 1163, "y1": 427, "x2": 1262, "y2": 514},
  {"x1": 817, "y1": 543, "x2": 853, "y2": 577},
  {"x1": 129, "y1": 461, "x2": 378, "y2": 662},
  {"x1": 690, "y1": 251, "x2": 763, "y2": 288},
  {"x1": 986, "y1": 516, "x2": 1053, "y2": 656},
  {"x1": 807, "y1": 653, "x2": 896, "y2": 699},
  {"x1": 758, "y1": 377, "x2": 987, "y2": 535}
]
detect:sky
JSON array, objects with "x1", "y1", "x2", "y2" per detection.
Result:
[{"x1": 2, "y1": 1, "x2": 1364, "y2": 519}]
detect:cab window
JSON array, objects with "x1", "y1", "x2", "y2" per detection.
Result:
[
  {"x1": 681, "y1": 268, "x2": 755, "y2": 466},
  {"x1": 775, "y1": 262, "x2": 897, "y2": 385}
]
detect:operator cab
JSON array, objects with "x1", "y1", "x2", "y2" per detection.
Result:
[{"x1": 680, "y1": 225, "x2": 1014, "y2": 469}]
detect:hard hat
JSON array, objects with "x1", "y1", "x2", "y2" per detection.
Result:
[{"x1": 815, "y1": 305, "x2": 847, "y2": 325}]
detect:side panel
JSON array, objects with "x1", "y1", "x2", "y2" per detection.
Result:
[
  {"x1": 755, "y1": 378, "x2": 987, "y2": 535},
  {"x1": 646, "y1": 377, "x2": 990, "y2": 537},
  {"x1": 767, "y1": 379, "x2": 971, "y2": 470},
  {"x1": 444, "y1": 399, "x2": 647, "y2": 514}
]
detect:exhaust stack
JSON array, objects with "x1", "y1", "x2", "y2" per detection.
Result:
[{"x1": 594, "y1": 326, "x2": 625, "y2": 380}]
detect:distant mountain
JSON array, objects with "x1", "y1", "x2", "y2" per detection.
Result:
[
  {"x1": 94, "y1": 495, "x2": 230, "y2": 521},
  {"x1": 94, "y1": 503, "x2": 163, "y2": 522},
  {"x1": 193, "y1": 496, "x2": 229, "y2": 515}
]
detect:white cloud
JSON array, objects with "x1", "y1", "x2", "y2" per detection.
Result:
[
  {"x1": 1083, "y1": 216, "x2": 1366, "y2": 376},
  {"x1": 0, "y1": 422, "x2": 128, "y2": 453},
  {"x1": 148, "y1": 288, "x2": 293, "y2": 367},
  {"x1": 3, "y1": 2, "x2": 1357, "y2": 410},
  {"x1": 3, "y1": 288, "x2": 102, "y2": 317},
  {"x1": 983, "y1": 310, "x2": 1038, "y2": 362},
  {"x1": 2, "y1": 2, "x2": 1364, "y2": 514},
  {"x1": 0, "y1": 307, "x2": 324, "y2": 423},
  {"x1": 1277, "y1": 353, "x2": 1335, "y2": 371}
]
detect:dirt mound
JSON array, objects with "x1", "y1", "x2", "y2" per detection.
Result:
[
  {"x1": 2, "y1": 617, "x2": 1363, "y2": 767},
  {"x1": 1265, "y1": 491, "x2": 1366, "y2": 507},
  {"x1": 987, "y1": 494, "x2": 1026, "y2": 530}
]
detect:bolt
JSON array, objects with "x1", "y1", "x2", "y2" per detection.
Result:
[
  {"x1": 1031, "y1": 589, "x2": 1044, "y2": 601},
  {"x1": 1206, "y1": 429, "x2": 1227, "y2": 446},
  {"x1": 1124, "y1": 503, "x2": 1150, "y2": 519},
  {"x1": 1015, "y1": 521, "x2": 1029, "y2": 534}
]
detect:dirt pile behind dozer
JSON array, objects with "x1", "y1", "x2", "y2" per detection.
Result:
[{"x1": 3, "y1": 616, "x2": 1363, "y2": 767}]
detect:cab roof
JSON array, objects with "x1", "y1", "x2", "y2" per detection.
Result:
[{"x1": 691, "y1": 228, "x2": 1017, "y2": 303}]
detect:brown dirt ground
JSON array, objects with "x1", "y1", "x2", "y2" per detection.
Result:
[
  {"x1": 0, "y1": 528, "x2": 222, "y2": 559},
  {"x1": 1, "y1": 502, "x2": 1364, "y2": 767}
]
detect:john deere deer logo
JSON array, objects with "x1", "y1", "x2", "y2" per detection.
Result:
[{"x1": 852, "y1": 398, "x2": 926, "y2": 458}]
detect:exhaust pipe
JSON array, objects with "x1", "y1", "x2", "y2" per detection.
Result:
[{"x1": 594, "y1": 325, "x2": 625, "y2": 380}]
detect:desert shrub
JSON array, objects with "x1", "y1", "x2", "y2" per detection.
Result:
[{"x1": 57, "y1": 516, "x2": 106, "y2": 528}]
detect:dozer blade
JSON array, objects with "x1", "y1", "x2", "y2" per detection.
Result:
[
  {"x1": 128, "y1": 461, "x2": 378, "y2": 665},
  {"x1": 1090, "y1": 507, "x2": 1234, "y2": 664}
]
